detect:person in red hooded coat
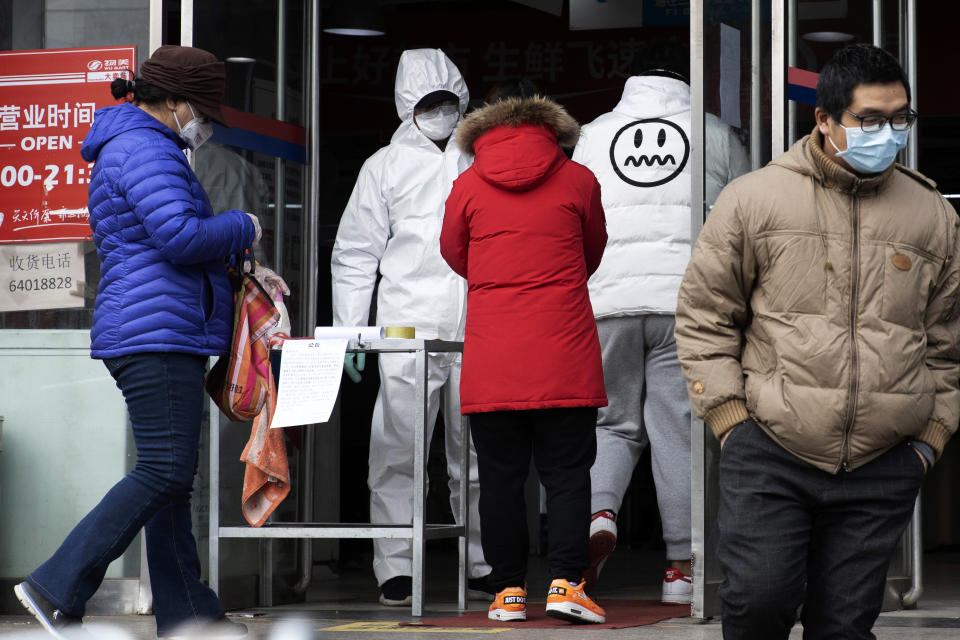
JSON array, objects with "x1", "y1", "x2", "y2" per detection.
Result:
[{"x1": 440, "y1": 89, "x2": 608, "y2": 624}]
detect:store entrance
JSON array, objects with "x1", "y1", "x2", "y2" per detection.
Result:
[{"x1": 192, "y1": 0, "x2": 960, "y2": 612}]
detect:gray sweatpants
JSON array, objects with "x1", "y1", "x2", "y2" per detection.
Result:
[{"x1": 590, "y1": 314, "x2": 692, "y2": 561}]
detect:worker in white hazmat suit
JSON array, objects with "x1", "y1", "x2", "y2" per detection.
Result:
[
  {"x1": 572, "y1": 57, "x2": 749, "y2": 603},
  {"x1": 331, "y1": 48, "x2": 491, "y2": 606}
]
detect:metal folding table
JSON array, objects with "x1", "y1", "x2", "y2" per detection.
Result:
[{"x1": 207, "y1": 338, "x2": 470, "y2": 616}]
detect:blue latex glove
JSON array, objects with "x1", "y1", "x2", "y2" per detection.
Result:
[{"x1": 344, "y1": 352, "x2": 365, "y2": 383}]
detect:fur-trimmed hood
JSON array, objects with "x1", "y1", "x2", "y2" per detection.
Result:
[
  {"x1": 455, "y1": 97, "x2": 580, "y2": 192},
  {"x1": 456, "y1": 96, "x2": 580, "y2": 154}
]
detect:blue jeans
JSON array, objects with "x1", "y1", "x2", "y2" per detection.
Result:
[
  {"x1": 28, "y1": 353, "x2": 224, "y2": 636},
  {"x1": 718, "y1": 419, "x2": 924, "y2": 640}
]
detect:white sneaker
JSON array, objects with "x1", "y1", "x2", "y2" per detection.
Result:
[
  {"x1": 583, "y1": 510, "x2": 616, "y2": 592},
  {"x1": 661, "y1": 567, "x2": 693, "y2": 604}
]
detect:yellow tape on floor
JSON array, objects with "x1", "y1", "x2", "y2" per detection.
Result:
[{"x1": 321, "y1": 621, "x2": 510, "y2": 633}]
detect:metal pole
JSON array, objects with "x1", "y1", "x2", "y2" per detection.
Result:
[
  {"x1": 873, "y1": 0, "x2": 883, "y2": 47},
  {"x1": 901, "y1": 0, "x2": 922, "y2": 606},
  {"x1": 256, "y1": 0, "x2": 289, "y2": 608},
  {"x1": 902, "y1": 494, "x2": 924, "y2": 607},
  {"x1": 689, "y1": 0, "x2": 707, "y2": 620},
  {"x1": 291, "y1": 422, "x2": 316, "y2": 594},
  {"x1": 787, "y1": 0, "x2": 797, "y2": 146},
  {"x1": 750, "y1": 0, "x2": 762, "y2": 169},
  {"x1": 148, "y1": 0, "x2": 162, "y2": 55},
  {"x1": 771, "y1": 0, "x2": 787, "y2": 158},
  {"x1": 142, "y1": 0, "x2": 163, "y2": 612},
  {"x1": 905, "y1": 0, "x2": 918, "y2": 170},
  {"x1": 181, "y1": 0, "x2": 195, "y2": 166},
  {"x1": 274, "y1": 0, "x2": 287, "y2": 273},
  {"x1": 690, "y1": 3, "x2": 704, "y2": 240},
  {"x1": 291, "y1": 0, "x2": 322, "y2": 595},
  {"x1": 412, "y1": 350, "x2": 428, "y2": 617},
  {"x1": 137, "y1": 533, "x2": 152, "y2": 614},
  {"x1": 303, "y1": 5, "x2": 319, "y2": 336},
  {"x1": 180, "y1": 0, "x2": 193, "y2": 47},
  {"x1": 458, "y1": 414, "x2": 470, "y2": 611},
  {"x1": 259, "y1": 537, "x2": 274, "y2": 606},
  {"x1": 898, "y1": 0, "x2": 905, "y2": 71},
  {"x1": 209, "y1": 397, "x2": 221, "y2": 593}
]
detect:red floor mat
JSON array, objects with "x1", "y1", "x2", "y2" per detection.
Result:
[{"x1": 400, "y1": 600, "x2": 689, "y2": 630}]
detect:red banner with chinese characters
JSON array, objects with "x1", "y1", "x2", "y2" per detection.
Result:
[{"x1": 0, "y1": 46, "x2": 135, "y2": 244}]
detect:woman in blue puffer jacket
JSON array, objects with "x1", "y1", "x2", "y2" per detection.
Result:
[{"x1": 14, "y1": 46, "x2": 256, "y2": 640}]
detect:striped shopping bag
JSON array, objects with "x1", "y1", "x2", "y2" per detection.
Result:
[{"x1": 205, "y1": 254, "x2": 280, "y2": 422}]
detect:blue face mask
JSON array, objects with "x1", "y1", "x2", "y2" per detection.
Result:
[{"x1": 828, "y1": 125, "x2": 908, "y2": 174}]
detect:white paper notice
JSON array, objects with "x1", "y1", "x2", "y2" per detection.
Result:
[
  {"x1": 270, "y1": 338, "x2": 348, "y2": 428},
  {"x1": 0, "y1": 242, "x2": 86, "y2": 312}
]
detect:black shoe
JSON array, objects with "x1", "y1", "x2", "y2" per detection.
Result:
[
  {"x1": 379, "y1": 575, "x2": 413, "y2": 606},
  {"x1": 13, "y1": 581, "x2": 83, "y2": 640},
  {"x1": 160, "y1": 616, "x2": 248, "y2": 640},
  {"x1": 468, "y1": 575, "x2": 497, "y2": 602}
]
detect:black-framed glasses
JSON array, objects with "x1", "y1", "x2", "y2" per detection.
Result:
[{"x1": 844, "y1": 108, "x2": 918, "y2": 133}]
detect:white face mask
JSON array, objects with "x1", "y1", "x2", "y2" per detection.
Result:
[
  {"x1": 173, "y1": 102, "x2": 214, "y2": 150},
  {"x1": 415, "y1": 104, "x2": 460, "y2": 141}
]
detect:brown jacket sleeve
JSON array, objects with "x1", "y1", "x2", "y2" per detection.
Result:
[
  {"x1": 917, "y1": 196, "x2": 960, "y2": 459},
  {"x1": 674, "y1": 184, "x2": 756, "y2": 439}
]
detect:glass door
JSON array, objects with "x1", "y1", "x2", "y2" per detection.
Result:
[
  {"x1": 690, "y1": 0, "x2": 767, "y2": 619},
  {"x1": 180, "y1": 0, "x2": 319, "y2": 608}
]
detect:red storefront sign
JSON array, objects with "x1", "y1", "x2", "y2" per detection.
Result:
[{"x1": 0, "y1": 46, "x2": 135, "y2": 244}]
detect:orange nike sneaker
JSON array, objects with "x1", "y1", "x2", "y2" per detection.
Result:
[
  {"x1": 488, "y1": 585, "x2": 527, "y2": 622},
  {"x1": 545, "y1": 578, "x2": 606, "y2": 624}
]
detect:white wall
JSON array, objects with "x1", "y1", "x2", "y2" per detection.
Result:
[{"x1": 0, "y1": 329, "x2": 137, "y2": 579}]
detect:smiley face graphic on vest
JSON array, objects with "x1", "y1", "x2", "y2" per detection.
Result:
[{"x1": 609, "y1": 118, "x2": 690, "y2": 188}]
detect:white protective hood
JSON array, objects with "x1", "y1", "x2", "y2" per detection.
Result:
[
  {"x1": 331, "y1": 48, "x2": 472, "y2": 340},
  {"x1": 391, "y1": 48, "x2": 470, "y2": 146}
]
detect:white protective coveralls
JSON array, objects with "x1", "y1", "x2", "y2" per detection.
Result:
[
  {"x1": 331, "y1": 48, "x2": 489, "y2": 586},
  {"x1": 573, "y1": 74, "x2": 749, "y2": 563}
]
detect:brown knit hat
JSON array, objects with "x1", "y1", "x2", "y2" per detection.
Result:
[{"x1": 140, "y1": 45, "x2": 228, "y2": 126}]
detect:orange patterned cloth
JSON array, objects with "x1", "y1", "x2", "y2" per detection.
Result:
[{"x1": 240, "y1": 368, "x2": 290, "y2": 527}]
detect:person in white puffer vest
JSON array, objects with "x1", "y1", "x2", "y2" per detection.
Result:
[{"x1": 573, "y1": 63, "x2": 748, "y2": 603}]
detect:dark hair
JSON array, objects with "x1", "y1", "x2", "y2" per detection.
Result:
[
  {"x1": 110, "y1": 76, "x2": 183, "y2": 106},
  {"x1": 484, "y1": 78, "x2": 539, "y2": 104},
  {"x1": 816, "y1": 44, "x2": 910, "y2": 120}
]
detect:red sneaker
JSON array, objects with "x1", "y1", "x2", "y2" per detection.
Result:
[{"x1": 583, "y1": 510, "x2": 616, "y2": 592}]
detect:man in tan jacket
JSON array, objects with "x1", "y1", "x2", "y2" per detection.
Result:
[{"x1": 675, "y1": 44, "x2": 960, "y2": 639}]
